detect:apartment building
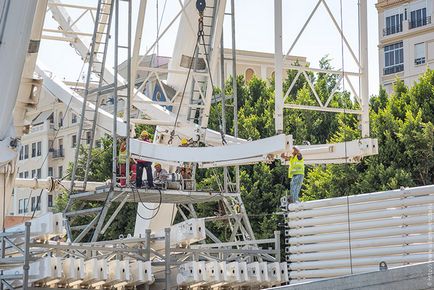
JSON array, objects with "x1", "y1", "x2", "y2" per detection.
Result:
[
  {"x1": 377, "y1": 0, "x2": 434, "y2": 93},
  {"x1": 11, "y1": 86, "x2": 106, "y2": 217}
]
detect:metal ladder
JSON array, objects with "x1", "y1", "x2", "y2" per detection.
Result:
[
  {"x1": 64, "y1": 0, "x2": 115, "y2": 242},
  {"x1": 187, "y1": 0, "x2": 218, "y2": 124}
]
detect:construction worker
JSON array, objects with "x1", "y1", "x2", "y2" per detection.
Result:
[
  {"x1": 135, "y1": 131, "x2": 154, "y2": 188},
  {"x1": 180, "y1": 138, "x2": 189, "y2": 147},
  {"x1": 281, "y1": 146, "x2": 305, "y2": 203},
  {"x1": 153, "y1": 163, "x2": 169, "y2": 184},
  {"x1": 118, "y1": 141, "x2": 127, "y2": 187},
  {"x1": 178, "y1": 137, "x2": 193, "y2": 190}
]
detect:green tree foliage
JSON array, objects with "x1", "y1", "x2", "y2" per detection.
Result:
[
  {"x1": 56, "y1": 60, "x2": 434, "y2": 242},
  {"x1": 204, "y1": 63, "x2": 434, "y2": 240}
]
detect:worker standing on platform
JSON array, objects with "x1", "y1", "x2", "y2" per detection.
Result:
[
  {"x1": 281, "y1": 146, "x2": 305, "y2": 203},
  {"x1": 135, "y1": 131, "x2": 154, "y2": 188},
  {"x1": 118, "y1": 141, "x2": 127, "y2": 187}
]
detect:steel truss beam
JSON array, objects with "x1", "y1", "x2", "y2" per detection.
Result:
[{"x1": 274, "y1": 0, "x2": 370, "y2": 137}]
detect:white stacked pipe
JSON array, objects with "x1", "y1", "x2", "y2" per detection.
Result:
[{"x1": 285, "y1": 185, "x2": 434, "y2": 282}]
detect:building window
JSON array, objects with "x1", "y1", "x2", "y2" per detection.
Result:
[
  {"x1": 58, "y1": 112, "x2": 63, "y2": 127},
  {"x1": 19, "y1": 172, "x2": 24, "y2": 178},
  {"x1": 86, "y1": 131, "x2": 92, "y2": 145},
  {"x1": 58, "y1": 166, "x2": 63, "y2": 178},
  {"x1": 31, "y1": 196, "x2": 40, "y2": 211},
  {"x1": 72, "y1": 135, "x2": 77, "y2": 148},
  {"x1": 24, "y1": 171, "x2": 29, "y2": 179},
  {"x1": 37, "y1": 169, "x2": 41, "y2": 179},
  {"x1": 414, "y1": 43, "x2": 426, "y2": 65},
  {"x1": 37, "y1": 141, "x2": 42, "y2": 156},
  {"x1": 19, "y1": 147, "x2": 23, "y2": 160},
  {"x1": 48, "y1": 167, "x2": 53, "y2": 177},
  {"x1": 72, "y1": 113, "x2": 77, "y2": 124},
  {"x1": 18, "y1": 199, "x2": 24, "y2": 214},
  {"x1": 245, "y1": 68, "x2": 255, "y2": 83},
  {"x1": 59, "y1": 138, "x2": 64, "y2": 156},
  {"x1": 48, "y1": 194, "x2": 53, "y2": 208},
  {"x1": 409, "y1": 8, "x2": 430, "y2": 29},
  {"x1": 31, "y1": 169, "x2": 36, "y2": 178},
  {"x1": 23, "y1": 198, "x2": 29, "y2": 213},
  {"x1": 31, "y1": 143, "x2": 36, "y2": 158},
  {"x1": 384, "y1": 42, "x2": 404, "y2": 75},
  {"x1": 384, "y1": 13, "x2": 403, "y2": 36},
  {"x1": 24, "y1": 145, "x2": 29, "y2": 159}
]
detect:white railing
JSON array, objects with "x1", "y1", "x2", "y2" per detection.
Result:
[{"x1": 283, "y1": 185, "x2": 434, "y2": 284}]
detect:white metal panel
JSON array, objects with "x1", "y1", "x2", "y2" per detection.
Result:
[{"x1": 130, "y1": 134, "x2": 289, "y2": 167}]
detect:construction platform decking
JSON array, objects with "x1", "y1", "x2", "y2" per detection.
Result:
[{"x1": 69, "y1": 186, "x2": 238, "y2": 204}]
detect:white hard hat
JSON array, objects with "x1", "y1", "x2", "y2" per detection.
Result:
[{"x1": 293, "y1": 146, "x2": 300, "y2": 151}]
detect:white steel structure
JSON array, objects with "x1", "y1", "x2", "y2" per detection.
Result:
[{"x1": 0, "y1": 0, "x2": 382, "y2": 288}]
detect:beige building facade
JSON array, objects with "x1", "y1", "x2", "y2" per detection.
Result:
[{"x1": 377, "y1": 0, "x2": 434, "y2": 93}]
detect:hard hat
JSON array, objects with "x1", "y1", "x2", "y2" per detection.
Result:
[
  {"x1": 140, "y1": 130, "x2": 149, "y2": 138},
  {"x1": 181, "y1": 138, "x2": 188, "y2": 145},
  {"x1": 154, "y1": 163, "x2": 161, "y2": 167},
  {"x1": 293, "y1": 146, "x2": 300, "y2": 151}
]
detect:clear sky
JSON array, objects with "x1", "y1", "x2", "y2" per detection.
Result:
[{"x1": 39, "y1": 0, "x2": 380, "y2": 96}]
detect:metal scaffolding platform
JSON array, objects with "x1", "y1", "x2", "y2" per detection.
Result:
[{"x1": 70, "y1": 186, "x2": 238, "y2": 204}]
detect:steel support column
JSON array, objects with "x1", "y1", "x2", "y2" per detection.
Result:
[
  {"x1": 274, "y1": 0, "x2": 284, "y2": 134},
  {"x1": 359, "y1": 0, "x2": 370, "y2": 137}
]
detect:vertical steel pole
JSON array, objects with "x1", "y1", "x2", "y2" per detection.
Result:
[
  {"x1": 359, "y1": 0, "x2": 370, "y2": 137},
  {"x1": 274, "y1": 230, "x2": 281, "y2": 262},
  {"x1": 145, "y1": 228, "x2": 151, "y2": 290},
  {"x1": 164, "y1": 228, "x2": 171, "y2": 290},
  {"x1": 220, "y1": 32, "x2": 229, "y2": 193},
  {"x1": 23, "y1": 222, "x2": 31, "y2": 290},
  {"x1": 131, "y1": 0, "x2": 148, "y2": 89},
  {"x1": 231, "y1": 0, "x2": 240, "y2": 193},
  {"x1": 126, "y1": 0, "x2": 132, "y2": 185},
  {"x1": 112, "y1": 0, "x2": 119, "y2": 188},
  {"x1": 274, "y1": 0, "x2": 284, "y2": 134}
]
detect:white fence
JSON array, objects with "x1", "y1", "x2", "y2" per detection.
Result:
[{"x1": 283, "y1": 185, "x2": 434, "y2": 284}]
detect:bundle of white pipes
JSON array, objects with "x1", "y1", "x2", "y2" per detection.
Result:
[{"x1": 284, "y1": 185, "x2": 434, "y2": 283}]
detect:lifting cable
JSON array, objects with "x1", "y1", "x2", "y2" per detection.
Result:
[{"x1": 169, "y1": 0, "x2": 227, "y2": 146}]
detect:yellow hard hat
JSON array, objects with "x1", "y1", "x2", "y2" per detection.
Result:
[
  {"x1": 181, "y1": 138, "x2": 188, "y2": 145},
  {"x1": 140, "y1": 130, "x2": 149, "y2": 138},
  {"x1": 154, "y1": 163, "x2": 161, "y2": 167}
]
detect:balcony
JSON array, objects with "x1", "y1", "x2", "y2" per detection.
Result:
[
  {"x1": 50, "y1": 148, "x2": 64, "y2": 158},
  {"x1": 383, "y1": 24, "x2": 403, "y2": 36},
  {"x1": 384, "y1": 64, "x2": 404, "y2": 75},
  {"x1": 409, "y1": 16, "x2": 431, "y2": 29}
]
